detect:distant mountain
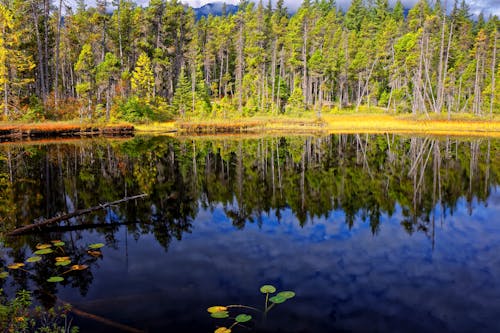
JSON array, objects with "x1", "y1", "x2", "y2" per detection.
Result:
[{"x1": 193, "y1": 2, "x2": 239, "y2": 19}]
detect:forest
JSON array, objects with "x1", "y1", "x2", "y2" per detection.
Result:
[{"x1": 0, "y1": 0, "x2": 498, "y2": 122}]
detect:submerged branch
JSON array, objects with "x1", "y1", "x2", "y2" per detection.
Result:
[{"x1": 6, "y1": 194, "x2": 148, "y2": 236}]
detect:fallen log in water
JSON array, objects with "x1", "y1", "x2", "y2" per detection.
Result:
[{"x1": 6, "y1": 194, "x2": 148, "y2": 236}]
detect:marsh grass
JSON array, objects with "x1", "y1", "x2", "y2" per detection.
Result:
[
  {"x1": 322, "y1": 114, "x2": 500, "y2": 137},
  {"x1": 2, "y1": 110, "x2": 500, "y2": 137}
]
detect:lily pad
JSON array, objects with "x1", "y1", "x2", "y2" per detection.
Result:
[
  {"x1": 260, "y1": 284, "x2": 276, "y2": 294},
  {"x1": 55, "y1": 260, "x2": 71, "y2": 266},
  {"x1": 52, "y1": 241, "x2": 65, "y2": 247},
  {"x1": 36, "y1": 243, "x2": 52, "y2": 250},
  {"x1": 70, "y1": 264, "x2": 88, "y2": 271},
  {"x1": 214, "y1": 327, "x2": 231, "y2": 333},
  {"x1": 235, "y1": 314, "x2": 252, "y2": 323},
  {"x1": 87, "y1": 250, "x2": 102, "y2": 257},
  {"x1": 207, "y1": 306, "x2": 228, "y2": 313},
  {"x1": 7, "y1": 263, "x2": 25, "y2": 269},
  {"x1": 277, "y1": 291, "x2": 295, "y2": 299},
  {"x1": 34, "y1": 248, "x2": 54, "y2": 255},
  {"x1": 26, "y1": 256, "x2": 42, "y2": 263},
  {"x1": 47, "y1": 276, "x2": 64, "y2": 283},
  {"x1": 0, "y1": 271, "x2": 8, "y2": 279},
  {"x1": 269, "y1": 295, "x2": 286, "y2": 304},
  {"x1": 88, "y1": 243, "x2": 104, "y2": 249},
  {"x1": 210, "y1": 311, "x2": 229, "y2": 319},
  {"x1": 55, "y1": 256, "x2": 70, "y2": 262}
]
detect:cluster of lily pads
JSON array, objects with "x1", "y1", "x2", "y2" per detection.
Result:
[
  {"x1": 208, "y1": 284, "x2": 295, "y2": 333},
  {"x1": 0, "y1": 240, "x2": 105, "y2": 283}
]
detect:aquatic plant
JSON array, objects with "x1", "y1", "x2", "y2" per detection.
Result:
[
  {"x1": 0, "y1": 240, "x2": 104, "y2": 283},
  {"x1": 208, "y1": 284, "x2": 295, "y2": 332}
]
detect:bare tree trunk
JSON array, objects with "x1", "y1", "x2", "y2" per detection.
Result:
[
  {"x1": 236, "y1": 14, "x2": 244, "y2": 114},
  {"x1": 271, "y1": 39, "x2": 277, "y2": 114},
  {"x1": 117, "y1": 0, "x2": 123, "y2": 65},
  {"x1": 31, "y1": 2, "x2": 47, "y2": 101},
  {"x1": 302, "y1": 17, "x2": 309, "y2": 105},
  {"x1": 436, "y1": 5, "x2": 446, "y2": 114},
  {"x1": 490, "y1": 31, "x2": 497, "y2": 118},
  {"x1": 54, "y1": 0, "x2": 63, "y2": 110},
  {"x1": 43, "y1": 0, "x2": 50, "y2": 97},
  {"x1": 473, "y1": 41, "x2": 483, "y2": 115}
]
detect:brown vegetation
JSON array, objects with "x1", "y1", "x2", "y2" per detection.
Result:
[{"x1": 0, "y1": 122, "x2": 134, "y2": 141}]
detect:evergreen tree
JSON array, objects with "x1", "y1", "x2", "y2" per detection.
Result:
[
  {"x1": 131, "y1": 52, "x2": 154, "y2": 102},
  {"x1": 75, "y1": 43, "x2": 96, "y2": 118},
  {"x1": 0, "y1": 4, "x2": 35, "y2": 119},
  {"x1": 96, "y1": 52, "x2": 120, "y2": 120},
  {"x1": 286, "y1": 78, "x2": 305, "y2": 112},
  {"x1": 173, "y1": 67, "x2": 192, "y2": 117}
]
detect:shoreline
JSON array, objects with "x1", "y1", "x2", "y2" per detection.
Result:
[
  {"x1": 136, "y1": 114, "x2": 500, "y2": 138},
  {"x1": 0, "y1": 123, "x2": 134, "y2": 141},
  {"x1": 1, "y1": 114, "x2": 500, "y2": 142}
]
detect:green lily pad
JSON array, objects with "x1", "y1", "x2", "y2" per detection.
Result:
[
  {"x1": 55, "y1": 260, "x2": 71, "y2": 266},
  {"x1": 210, "y1": 311, "x2": 229, "y2": 319},
  {"x1": 277, "y1": 291, "x2": 295, "y2": 299},
  {"x1": 34, "y1": 248, "x2": 53, "y2": 255},
  {"x1": 26, "y1": 256, "x2": 42, "y2": 263},
  {"x1": 47, "y1": 276, "x2": 64, "y2": 283},
  {"x1": 52, "y1": 241, "x2": 65, "y2": 247},
  {"x1": 269, "y1": 295, "x2": 286, "y2": 304},
  {"x1": 0, "y1": 272, "x2": 8, "y2": 279},
  {"x1": 235, "y1": 314, "x2": 252, "y2": 323},
  {"x1": 260, "y1": 284, "x2": 276, "y2": 294},
  {"x1": 88, "y1": 243, "x2": 104, "y2": 249}
]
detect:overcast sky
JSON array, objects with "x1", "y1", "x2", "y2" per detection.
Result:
[{"x1": 75, "y1": 0, "x2": 500, "y2": 17}]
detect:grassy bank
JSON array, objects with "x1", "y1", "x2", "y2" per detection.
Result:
[
  {"x1": 134, "y1": 112, "x2": 500, "y2": 137},
  {"x1": 2, "y1": 112, "x2": 500, "y2": 139},
  {"x1": 322, "y1": 114, "x2": 500, "y2": 137}
]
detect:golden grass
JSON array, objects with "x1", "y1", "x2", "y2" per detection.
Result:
[
  {"x1": 2, "y1": 113, "x2": 500, "y2": 138},
  {"x1": 321, "y1": 114, "x2": 500, "y2": 137},
  {"x1": 134, "y1": 121, "x2": 176, "y2": 133}
]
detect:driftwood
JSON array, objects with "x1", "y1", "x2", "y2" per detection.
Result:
[
  {"x1": 69, "y1": 305, "x2": 145, "y2": 333},
  {"x1": 7, "y1": 194, "x2": 148, "y2": 236}
]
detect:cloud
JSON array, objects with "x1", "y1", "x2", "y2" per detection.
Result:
[{"x1": 58, "y1": 189, "x2": 500, "y2": 332}]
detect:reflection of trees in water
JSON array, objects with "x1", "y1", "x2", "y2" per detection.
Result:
[
  {"x1": 0, "y1": 232, "x2": 100, "y2": 308},
  {"x1": 0, "y1": 135, "x2": 497, "y2": 247}
]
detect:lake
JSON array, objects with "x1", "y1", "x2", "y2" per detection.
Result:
[{"x1": 0, "y1": 134, "x2": 499, "y2": 332}]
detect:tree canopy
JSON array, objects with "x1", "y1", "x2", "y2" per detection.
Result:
[{"x1": 0, "y1": 0, "x2": 497, "y2": 121}]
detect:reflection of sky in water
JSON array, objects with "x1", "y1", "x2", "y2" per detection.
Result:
[{"x1": 60, "y1": 188, "x2": 500, "y2": 332}]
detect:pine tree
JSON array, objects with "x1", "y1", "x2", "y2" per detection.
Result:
[
  {"x1": 173, "y1": 67, "x2": 192, "y2": 117},
  {"x1": 0, "y1": 4, "x2": 35, "y2": 119},
  {"x1": 96, "y1": 52, "x2": 120, "y2": 120},
  {"x1": 286, "y1": 78, "x2": 305, "y2": 113},
  {"x1": 75, "y1": 43, "x2": 96, "y2": 118},
  {"x1": 131, "y1": 52, "x2": 154, "y2": 102}
]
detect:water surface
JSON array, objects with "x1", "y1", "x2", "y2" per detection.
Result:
[{"x1": 0, "y1": 134, "x2": 499, "y2": 332}]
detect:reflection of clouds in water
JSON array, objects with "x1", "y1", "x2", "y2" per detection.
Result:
[{"x1": 65, "y1": 190, "x2": 500, "y2": 332}]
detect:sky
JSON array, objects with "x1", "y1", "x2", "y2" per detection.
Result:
[{"x1": 75, "y1": 0, "x2": 500, "y2": 17}]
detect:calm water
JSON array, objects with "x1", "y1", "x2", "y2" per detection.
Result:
[{"x1": 0, "y1": 134, "x2": 499, "y2": 332}]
